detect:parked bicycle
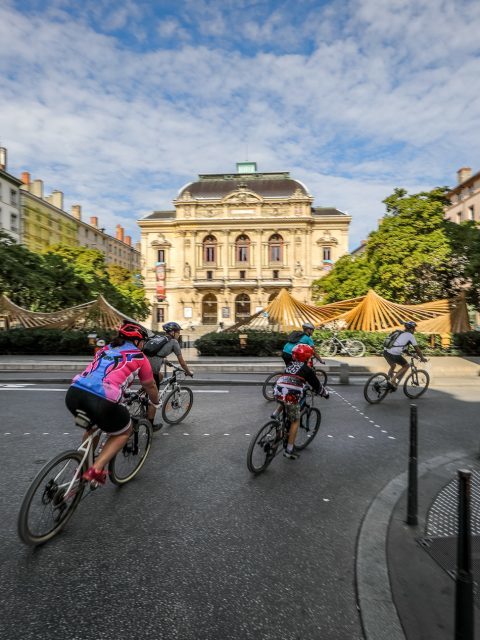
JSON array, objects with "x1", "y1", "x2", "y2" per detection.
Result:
[
  {"x1": 247, "y1": 386, "x2": 321, "y2": 474},
  {"x1": 319, "y1": 331, "x2": 366, "y2": 357},
  {"x1": 363, "y1": 354, "x2": 429, "y2": 404},
  {"x1": 262, "y1": 358, "x2": 327, "y2": 401},
  {"x1": 18, "y1": 390, "x2": 153, "y2": 546}
]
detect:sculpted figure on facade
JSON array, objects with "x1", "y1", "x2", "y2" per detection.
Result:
[
  {"x1": 295, "y1": 261, "x2": 303, "y2": 278},
  {"x1": 184, "y1": 262, "x2": 191, "y2": 279}
]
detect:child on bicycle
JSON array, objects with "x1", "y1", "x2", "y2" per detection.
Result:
[
  {"x1": 65, "y1": 323, "x2": 160, "y2": 485},
  {"x1": 383, "y1": 320, "x2": 427, "y2": 390},
  {"x1": 273, "y1": 343, "x2": 329, "y2": 460}
]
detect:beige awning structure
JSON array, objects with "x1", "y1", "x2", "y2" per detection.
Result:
[
  {"x1": 225, "y1": 288, "x2": 471, "y2": 333},
  {"x1": 0, "y1": 295, "x2": 139, "y2": 331}
]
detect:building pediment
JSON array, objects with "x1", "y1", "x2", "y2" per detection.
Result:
[
  {"x1": 316, "y1": 232, "x2": 338, "y2": 245},
  {"x1": 222, "y1": 185, "x2": 263, "y2": 205},
  {"x1": 151, "y1": 235, "x2": 171, "y2": 247}
]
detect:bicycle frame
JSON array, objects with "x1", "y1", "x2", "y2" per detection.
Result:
[{"x1": 57, "y1": 428, "x2": 103, "y2": 499}]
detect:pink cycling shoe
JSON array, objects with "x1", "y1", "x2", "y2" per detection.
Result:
[{"x1": 82, "y1": 467, "x2": 108, "y2": 485}]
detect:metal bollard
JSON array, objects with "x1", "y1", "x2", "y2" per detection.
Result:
[
  {"x1": 455, "y1": 469, "x2": 474, "y2": 640},
  {"x1": 406, "y1": 404, "x2": 418, "y2": 526}
]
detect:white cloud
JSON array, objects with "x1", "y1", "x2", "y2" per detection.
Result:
[{"x1": 0, "y1": 0, "x2": 479, "y2": 251}]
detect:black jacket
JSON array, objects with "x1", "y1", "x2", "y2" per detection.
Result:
[{"x1": 283, "y1": 360, "x2": 321, "y2": 394}]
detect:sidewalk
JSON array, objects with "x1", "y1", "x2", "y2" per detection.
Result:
[{"x1": 358, "y1": 452, "x2": 480, "y2": 640}]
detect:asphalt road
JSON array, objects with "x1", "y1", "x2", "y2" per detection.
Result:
[{"x1": 0, "y1": 378, "x2": 478, "y2": 640}]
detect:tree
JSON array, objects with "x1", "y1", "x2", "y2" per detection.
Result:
[
  {"x1": 0, "y1": 237, "x2": 150, "y2": 319},
  {"x1": 312, "y1": 186, "x2": 466, "y2": 305},
  {"x1": 312, "y1": 254, "x2": 372, "y2": 303}
]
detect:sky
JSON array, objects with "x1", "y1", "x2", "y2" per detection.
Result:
[{"x1": 1, "y1": 0, "x2": 479, "y2": 250}]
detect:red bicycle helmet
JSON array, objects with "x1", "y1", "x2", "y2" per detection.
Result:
[
  {"x1": 292, "y1": 343, "x2": 314, "y2": 362},
  {"x1": 118, "y1": 322, "x2": 148, "y2": 342}
]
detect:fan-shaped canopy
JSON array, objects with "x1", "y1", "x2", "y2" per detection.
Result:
[
  {"x1": 225, "y1": 288, "x2": 471, "y2": 334},
  {"x1": 0, "y1": 295, "x2": 138, "y2": 331}
]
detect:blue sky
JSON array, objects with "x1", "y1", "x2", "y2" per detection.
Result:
[{"x1": 1, "y1": 0, "x2": 479, "y2": 249}]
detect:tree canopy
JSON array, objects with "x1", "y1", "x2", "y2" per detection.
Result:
[
  {"x1": 313, "y1": 187, "x2": 480, "y2": 307},
  {"x1": 0, "y1": 232, "x2": 149, "y2": 320}
]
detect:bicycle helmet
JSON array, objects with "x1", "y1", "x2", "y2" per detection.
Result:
[
  {"x1": 404, "y1": 321, "x2": 417, "y2": 331},
  {"x1": 118, "y1": 322, "x2": 149, "y2": 342},
  {"x1": 302, "y1": 322, "x2": 315, "y2": 331},
  {"x1": 292, "y1": 343, "x2": 314, "y2": 362},
  {"x1": 163, "y1": 321, "x2": 182, "y2": 333}
]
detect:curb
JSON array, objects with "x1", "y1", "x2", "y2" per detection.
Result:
[{"x1": 356, "y1": 451, "x2": 468, "y2": 640}]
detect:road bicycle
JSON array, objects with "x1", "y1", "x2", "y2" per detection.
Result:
[
  {"x1": 319, "y1": 331, "x2": 366, "y2": 357},
  {"x1": 155, "y1": 360, "x2": 194, "y2": 424},
  {"x1": 17, "y1": 390, "x2": 153, "y2": 546},
  {"x1": 262, "y1": 358, "x2": 328, "y2": 401},
  {"x1": 363, "y1": 354, "x2": 430, "y2": 404},
  {"x1": 247, "y1": 387, "x2": 321, "y2": 474}
]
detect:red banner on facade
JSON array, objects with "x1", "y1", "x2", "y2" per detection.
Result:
[{"x1": 156, "y1": 262, "x2": 166, "y2": 301}]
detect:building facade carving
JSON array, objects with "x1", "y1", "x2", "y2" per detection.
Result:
[{"x1": 138, "y1": 162, "x2": 351, "y2": 331}]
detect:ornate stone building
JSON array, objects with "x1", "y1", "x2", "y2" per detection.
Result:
[{"x1": 138, "y1": 163, "x2": 351, "y2": 331}]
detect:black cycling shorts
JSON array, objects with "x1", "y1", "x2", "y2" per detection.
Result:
[
  {"x1": 65, "y1": 386, "x2": 131, "y2": 434},
  {"x1": 383, "y1": 350, "x2": 407, "y2": 367}
]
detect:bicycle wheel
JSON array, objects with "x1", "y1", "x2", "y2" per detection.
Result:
[
  {"x1": 364, "y1": 373, "x2": 390, "y2": 404},
  {"x1": 109, "y1": 419, "x2": 153, "y2": 485},
  {"x1": 161, "y1": 386, "x2": 194, "y2": 424},
  {"x1": 18, "y1": 450, "x2": 85, "y2": 545},
  {"x1": 346, "y1": 339, "x2": 366, "y2": 357},
  {"x1": 295, "y1": 407, "x2": 321, "y2": 450},
  {"x1": 320, "y1": 339, "x2": 337, "y2": 357},
  {"x1": 403, "y1": 369, "x2": 430, "y2": 399},
  {"x1": 314, "y1": 368, "x2": 328, "y2": 386},
  {"x1": 262, "y1": 372, "x2": 282, "y2": 401},
  {"x1": 247, "y1": 421, "x2": 280, "y2": 474}
]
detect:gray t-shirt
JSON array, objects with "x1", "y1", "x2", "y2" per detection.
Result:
[{"x1": 155, "y1": 337, "x2": 182, "y2": 359}]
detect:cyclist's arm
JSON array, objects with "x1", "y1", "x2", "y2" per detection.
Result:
[
  {"x1": 313, "y1": 350, "x2": 325, "y2": 365},
  {"x1": 177, "y1": 353, "x2": 193, "y2": 376}
]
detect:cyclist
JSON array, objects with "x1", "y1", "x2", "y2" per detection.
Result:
[
  {"x1": 65, "y1": 322, "x2": 160, "y2": 485},
  {"x1": 144, "y1": 321, "x2": 193, "y2": 431},
  {"x1": 282, "y1": 321, "x2": 325, "y2": 367},
  {"x1": 383, "y1": 320, "x2": 427, "y2": 390},
  {"x1": 273, "y1": 343, "x2": 329, "y2": 460}
]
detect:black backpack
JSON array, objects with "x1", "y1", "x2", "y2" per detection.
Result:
[
  {"x1": 383, "y1": 330, "x2": 403, "y2": 349},
  {"x1": 287, "y1": 330, "x2": 305, "y2": 344},
  {"x1": 143, "y1": 334, "x2": 169, "y2": 357}
]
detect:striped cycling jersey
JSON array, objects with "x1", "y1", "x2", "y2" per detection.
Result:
[{"x1": 71, "y1": 342, "x2": 154, "y2": 403}]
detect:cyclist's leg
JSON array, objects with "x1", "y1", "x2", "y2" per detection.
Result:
[
  {"x1": 284, "y1": 403, "x2": 300, "y2": 453},
  {"x1": 391, "y1": 355, "x2": 409, "y2": 385},
  {"x1": 94, "y1": 423, "x2": 132, "y2": 471}
]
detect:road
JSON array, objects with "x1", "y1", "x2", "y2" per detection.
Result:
[{"x1": 0, "y1": 377, "x2": 478, "y2": 640}]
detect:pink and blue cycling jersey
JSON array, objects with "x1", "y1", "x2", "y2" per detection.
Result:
[{"x1": 72, "y1": 342, "x2": 154, "y2": 403}]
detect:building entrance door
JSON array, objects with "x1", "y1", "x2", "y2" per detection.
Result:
[
  {"x1": 202, "y1": 293, "x2": 218, "y2": 325},
  {"x1": 235, "y1": 293, "x2": 251, "y2": 323}
]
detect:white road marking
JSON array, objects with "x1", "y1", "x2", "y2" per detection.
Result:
[{"x1": 323, "y1": 498, "x2": 330, "y2": 502}]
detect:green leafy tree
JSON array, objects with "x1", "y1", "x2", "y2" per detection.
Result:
[
  {"x1": 312, "y1": 254, "x2": 372, "y2": 303},
  {"x1": 312, "y1": 186, "x2": 468, "y2": 305}
]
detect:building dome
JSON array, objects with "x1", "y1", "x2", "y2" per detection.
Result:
[{"x1": 178, "y1": 167, "x2": 309, "y2": 200}]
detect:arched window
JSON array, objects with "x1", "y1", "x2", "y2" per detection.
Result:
[
  {"x1": 235, "y1": 293, "x2": 251, "y2": 322},
  {"x1": 235, "y1": 234, "x2": 250, "y2": 263},
  {"x1": 202, "y1": 293, "x2": 218, "y2": 325},
  {"x1": 268, "y1": 233, "x2": 283, "y2": 262},
  {"x1": 203, "y1": 235, "x2": 217, "y2": 264}
]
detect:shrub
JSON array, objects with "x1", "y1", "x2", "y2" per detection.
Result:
[
  {"x1": 452, "y1": 331, "x2": 480, "y2": 355},
  {"x1": 195, "y1": 330, "x2": 289, "y2": 356},
  {"x1": 0, "y1": 328, "x2": 116, "y2": 355}
]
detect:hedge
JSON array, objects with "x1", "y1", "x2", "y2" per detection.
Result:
[
  {"x1": 195, "y1": 329, "x2": 478, "y2": 356},
  {"x1": 0, "y1": 328, "x2": 116, "y2": 355}
]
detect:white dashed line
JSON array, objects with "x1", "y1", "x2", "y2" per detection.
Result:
[
  {"x1": 388, "y1": 436, "x2": 396, "y2": 440},
  {"x1": 203, "y1": 433, "x2": 210, "y2": 436},
  {"x1": 368, "y1": 435, "x2": 374, "y2": 439},
  {"x1": 348, "y1": 435, "x2": 355, "y2": 438},
  {"x1": 323, "y1": 498, "x2": 330, "y2": 502},
  {"x1": 327, "y1": 435, "x2": 333, "y2": 438}
]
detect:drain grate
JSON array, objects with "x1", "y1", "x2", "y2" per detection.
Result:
[
  {"x1": 417, "y1": 470, "x2": 480, "y2": 605},
  {"x1": 425, "y1": 470, "x2": 480, "y2": 537}
]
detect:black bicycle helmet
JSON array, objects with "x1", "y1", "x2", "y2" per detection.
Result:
[
  {"x1": 163, "y1": 321, "x2": 182, "y2": 333},
  {"x1": 302, "y1": 322, "x2": 315, "y2": 331},
  {"x1": 404, "y1": 321, "x2": 417, "y2": 330}
]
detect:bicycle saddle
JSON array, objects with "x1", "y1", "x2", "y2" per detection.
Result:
[{"x1": 74, "y1": 410, "x2": 93, "y2": 430}]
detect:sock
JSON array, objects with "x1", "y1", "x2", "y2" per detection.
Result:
[{"x1": 286, "y1": 444, "x2": 294, "y2": 453}]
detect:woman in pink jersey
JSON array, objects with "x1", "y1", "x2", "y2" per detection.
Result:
[{"x1": 65, "y1": 323, "x2": 159, "y2": 485}]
